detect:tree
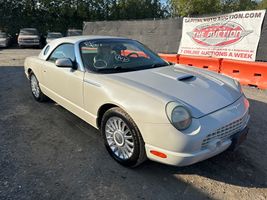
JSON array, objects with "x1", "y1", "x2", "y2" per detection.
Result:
[
  {"x1": 221, "y1": 0, "x2": 258, "y2": 13},
  {"x1": 170, "y1": 0, "x2": 261, "y2": 17},
  {"x1": 258, "y1": 0, "x2": 267, "y2": 9},
  {"x1": 1, "y1": 0, "x2": 262, "y2": 36},
  {"x1": 170, "y1": 0, "x2": 221, "y2": 17},
  {"x1": 0, "y1": 0, "x2": 169, "y2": 35}
]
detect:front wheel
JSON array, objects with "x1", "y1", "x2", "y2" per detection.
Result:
[
  {"x1": 30, "y1": 73, "x2": 48, "y2": 102},
  {"x1": 101, "y1": 107, "x2": 146, "y2": 167}
]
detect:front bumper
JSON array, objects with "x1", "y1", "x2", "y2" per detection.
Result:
[
  {"x1": 145, "y1": 126, "x2": 248, "y2": 166},
  {"x1": 140, "y1": 95, "x2": 250, "y2": 166},
  {"x1": 19, "y1": 41, "x2": 40, "y2": 46}
]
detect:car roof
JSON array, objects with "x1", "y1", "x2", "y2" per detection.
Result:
[
  {"x1": 52, "y1": 35, "x2": 128, "y2": 44},
  {"x1": 46, "y1": 35, "x2": 129, "y2": 47},
  {"x1": 67, "y1": 29, "x2": 82, "y2": 31},
  {"x1": 47, "y1": 32, "x2": 62, "y2": 34},
  {"x1": 39, "y1": 35, "x2": 130, "y2": 60},
  {"x1": 21, "y1": 28, "x2": 38, "y2": 30}
]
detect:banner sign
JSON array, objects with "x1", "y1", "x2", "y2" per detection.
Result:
[{"x1": 178, "y1": 10, "x2": 266, "y2": 61}]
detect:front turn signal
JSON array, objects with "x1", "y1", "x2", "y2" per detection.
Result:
[{"x1": 150, "y1": 150, "x2": 167, "y2": 158}]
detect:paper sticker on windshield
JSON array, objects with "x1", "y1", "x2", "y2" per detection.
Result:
[{"x1": 115, "y1": 54, "x2": 130, "y2": 62}]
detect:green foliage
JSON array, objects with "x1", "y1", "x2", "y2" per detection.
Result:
[
  {"x1": 0, "y1": 0, "x2": 169, "y2": 35},
  {"x1": 170, "y1": 0, "x2": 262, "y2": 17},
  {"x1": 221, "y1": 0, "x2": 258, "y2": 12},
  {"x1": 258, "y1": 0, "x2": 267, "y2": 9},
  {"x1": 170, "y1": 0, "x2": 221, "y2": 16},
  {"x1": 0, "y1": 0, "x2": 265, "y2": 35}
]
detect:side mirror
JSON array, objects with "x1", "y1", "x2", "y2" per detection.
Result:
[{"x1": 55, "y1": 58, "x2": 76, "y2": 69}]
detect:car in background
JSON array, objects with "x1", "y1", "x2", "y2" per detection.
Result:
[
  {"x1": 0, "y1": 31, "x2": 11, "y2": 48},
  {"x1": 24, "y1": 36, "x2": 250, "y2": 167},
  {"x1": 67, "y1": 29, "x2": 82, "y2": 36},
  {"x1": 18, "y1": 28, "x2": 41, "y2": 48},
  {"x1": 46, "y1": 32, "x2": 63, "y2": 44}
]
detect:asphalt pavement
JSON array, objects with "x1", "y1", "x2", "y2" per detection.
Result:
[{"x1": 0, "y1": 48, "x2": 266, "y2": 200}]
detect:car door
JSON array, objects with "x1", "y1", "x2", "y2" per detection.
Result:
[{"x1": 42, "y1": 43, "x2": 84, "y2": 110}]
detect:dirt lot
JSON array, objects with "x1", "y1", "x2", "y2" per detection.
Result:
[{"x1": 0, "y1": 48, "x2": 266, "y2": 200}]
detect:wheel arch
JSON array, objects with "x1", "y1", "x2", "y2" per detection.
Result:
[
  {"x1": 27, "y1": 68, "x2": 33, "y2": 75},
  {"x1": 98, "y1": 103, "x2": 147, "y2": 167},
  {"x1": 96, "y1": 103, "x2": 118, "y2": 129}
]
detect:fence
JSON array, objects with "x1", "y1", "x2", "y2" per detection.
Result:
[
  {"x1": 83, "y1": 14, "x2": 267, "y2": 89},
  {"x1": 84, "y1": 13, "x2": 267, "y2": 61}
]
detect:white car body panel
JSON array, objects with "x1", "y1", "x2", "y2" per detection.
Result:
[
  {"x1": 18, "y1": 35, "x2": 40, "y2": 46},
  {"x1": 18, "y1": 28, "x2": 40, "y2": 47},
  {"x1": 46, "y1": 32, "x2": 63, "y2": 44},
  {"x1": 46, "y1": 38, "x2": 53, "y2": 44},
  {"x1": 107, "y1": 66, "x2": 242, "y2": 118},
  {"x1": 24, "y1": 36, "x2": 250, "y2": 166},
  {"x1": 0, "y1": 32, "x2": 10, "y2": 47},
  {"x1": 0, "y1": 38, "x2": 9, "y2": 47}
]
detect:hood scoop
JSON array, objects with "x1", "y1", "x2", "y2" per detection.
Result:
[{"x1": 177, "y1": 74, "x2": 195, "y2": 81}]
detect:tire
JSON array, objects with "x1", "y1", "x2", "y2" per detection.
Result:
[
  {"x1": 29, "y1": 73, "x2": 48, "y2": 102},
  {"x1": 101, "y1": 107, "x2": 147, "y2": 167}
]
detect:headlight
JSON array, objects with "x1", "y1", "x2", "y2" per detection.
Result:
[{"x1": 166, "y1": 102, "x2": 192, "y2": 130}]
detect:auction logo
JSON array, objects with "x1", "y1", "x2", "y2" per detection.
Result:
[{"x1": 187, "y1": 22, "x2": 253, "y2": 47}]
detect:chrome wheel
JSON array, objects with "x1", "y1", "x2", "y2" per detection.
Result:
[
  {"x1": 31, "y1": 75, "x2": 40, "y2": 98},
  {"x1": 105, "y1": 117, "x2": 134, "y2": 160}
]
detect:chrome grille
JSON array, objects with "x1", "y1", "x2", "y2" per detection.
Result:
[
  {"x1": 202, "y1": 113, "x2": 249, "y2": 149},
  {"x1": 20, "y1": 38, "x2": 38, "y2": 43}
]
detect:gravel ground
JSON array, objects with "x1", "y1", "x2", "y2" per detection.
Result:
[{"x1": 0, "y1": 48, "x2": 266, "y2": 200}]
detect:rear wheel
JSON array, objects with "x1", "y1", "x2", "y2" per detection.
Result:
[
  {"x1": 101, "y1": 107, "x2": 146, "y2": 167},
  {"x1": 30, "y1": 73, "x2": 48, "y2": 102}
]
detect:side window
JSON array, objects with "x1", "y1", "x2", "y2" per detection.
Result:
[{"x1": 48, "y1": 44, "x2": 75, "y2": 62}]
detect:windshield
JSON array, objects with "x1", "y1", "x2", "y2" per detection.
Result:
[
  {"x1": 20, "y1": 29, "x2": 38, "y2": 35},
  {"x1": 67, "y1": 30, "x2": 82, "y2": 36},
  {"x1": 0, "y1": 33, "x2": 6, "y2": 38},
  {"x1": 47, "y1": 32, "x2": 62, "y2": 38},
  {"x1": 80, "y1": 39, "x2": 169, "y2": 73}
]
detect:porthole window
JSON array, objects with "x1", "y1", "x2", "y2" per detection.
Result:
[{"x1": 43, "y1": 45, "x2": 50, "y2": 55}]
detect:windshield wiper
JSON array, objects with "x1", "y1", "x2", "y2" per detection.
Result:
[
  {"x1": 151, "y1": 63, "x2": 169, "y2": 68},
  {"x1": 113, "y1": 66, "x2": 123, "y2": 70},
  {"x1": 94, "y1": 66, "x2": 128, "y2": 72}
]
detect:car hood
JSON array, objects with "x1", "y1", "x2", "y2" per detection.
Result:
[{"x1": 107, "y1": 65, "x2": 242, "y2": 118}]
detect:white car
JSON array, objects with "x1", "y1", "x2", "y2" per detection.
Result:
[
  {"x1": 0, "y1": 31, "x2": 10, "y2": 47},
  {"x1": 18, "y1": 28, "x2": 41, "y2": 48},
  {"x1": 46, "y1": 32, "x2": 63, "y2": 44},
  {"x1": 24, "y1": 36, "x2": 250, "y2": 167},
  {"x1": 67, "y1": 29, "x2": 82, "y2": 36}
]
